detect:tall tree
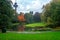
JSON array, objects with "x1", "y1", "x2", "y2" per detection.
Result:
[
  {"x1": 0, "y1": 0, "x2": 13, "y2": 33},
  {"x1": 42, "y1": 0, "x2": 60, "y2": 28}
]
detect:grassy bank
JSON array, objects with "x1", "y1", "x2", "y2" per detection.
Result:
[{"x1": 25, "y1": 22, "x2": 46, "y2": 27}]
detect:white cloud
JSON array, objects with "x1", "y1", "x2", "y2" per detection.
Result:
[
  {"x1": 19, "y1": 5, "x2": 25, "y2": 10},
  {"x1": 26, "y1": 5, "x2": 30, "y2": 10},
  {"x1": 11, "y1": 0, "x2": 15, "y2": 4},
  {"x1": 11, "y1": 0, "x2": 51, "y2": 13},
  {"x1": 31, "y1": 0, "x2": 42, "y2": 9}
]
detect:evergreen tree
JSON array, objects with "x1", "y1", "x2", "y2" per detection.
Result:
[{"x1": 0, "y1": 0, "x2": 13, "y2": 33}]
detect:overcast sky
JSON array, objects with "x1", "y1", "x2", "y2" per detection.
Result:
[{"x1": 11, "y1": 0, "x2": 51, "y2": 13}]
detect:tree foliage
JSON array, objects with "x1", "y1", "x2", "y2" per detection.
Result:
[
  {"x1": 33, "y1": 12, "x2": 41, "y2": 22},
  {"x1": 0, "y1": 0, "x2": 14, "y2": 32},
  {"x1": 42, "y1": 0, "x2": 60, "y2": 27},
  {"x1": 24, "y1": 12, "x2": 33, "y2": 24},
  {"x1": 18, "y1": 12, "x2": 25, "y2": 22}
]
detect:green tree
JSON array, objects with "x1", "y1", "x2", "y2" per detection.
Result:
[
  {"x1": 0, "y1": 0, "x2": 13, "y2": 33},
  {"x1": 33, "y1": 12, "x2": 41, "y2": 23},
  {"x1": 24, "y1": 12, "x2": 33, "y2": 24},
  {"x1": 42, "y1": 0, "x2": 60, "y2": 28}
]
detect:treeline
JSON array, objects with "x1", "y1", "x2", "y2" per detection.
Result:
[
  {"x1": 41, "y1": 0, "x2": 60, "y2": 28},
  {"x1": 15, "y1": 11, "x2": 41, "y2": 24},
  {"x1": 24, "y1": 11, "x2": 41, "y2": 24}
]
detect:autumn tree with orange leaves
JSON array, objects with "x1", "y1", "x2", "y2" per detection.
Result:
[
  {"x1": 18, "y1": 12, "x2": 25, "y2": 22},
  {"x1": 17, "y1": 12, "x2": 25, "y2": 31}
]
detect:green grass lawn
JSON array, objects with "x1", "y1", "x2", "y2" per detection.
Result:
[
  {"x1": 25, "y1": 22, "x2": 46, "y2": 27},
  {"x1": 0, "y1": 31, "x2": 60, "y2": 40}
]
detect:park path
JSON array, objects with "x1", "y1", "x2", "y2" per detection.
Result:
[{"x1": 7, "y1": 31, "x2": 52, "y2": 34}]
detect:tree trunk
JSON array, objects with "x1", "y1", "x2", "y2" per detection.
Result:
[{"x1": 2, "y1": 26, "x2": 6, "y2": 33}]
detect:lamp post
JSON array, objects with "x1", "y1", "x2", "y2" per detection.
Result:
[{"x1": 13, "y1": 0, "x2": 18, "y2": 17}]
